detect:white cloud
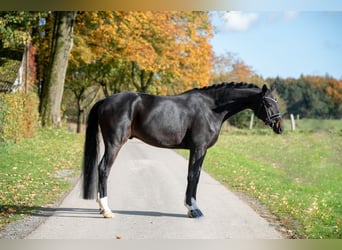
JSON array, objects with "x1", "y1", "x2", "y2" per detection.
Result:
[
  {"x1": 222, "y1": 11, "x2": 259, "y2": 32},
  {"x1": 284, "y1": 11, "x2": 299, "y2": 20}
]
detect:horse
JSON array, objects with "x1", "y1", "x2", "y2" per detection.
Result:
[{"x1": 82, "y1": 82, "x2": 284, "y2": 218}]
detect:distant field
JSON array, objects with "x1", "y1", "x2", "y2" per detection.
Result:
[
  {"x1": 288, "y1": 118, "x2": 342, "y2": 132},
  {"x1": 179, "y1": 119, "x2": 342, "y2": 238}
]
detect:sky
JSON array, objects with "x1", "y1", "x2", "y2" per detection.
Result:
[{"x1": 210, "y1": 11, "x2": 342, "y2": 79}]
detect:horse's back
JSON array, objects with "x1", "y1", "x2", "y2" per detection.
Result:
[{"x1": 102, "y1": 91, "x2": 140, "y2": 106}]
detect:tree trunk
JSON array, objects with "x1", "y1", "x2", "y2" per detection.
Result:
[
  {"x1": 40, "y1": 11, "x2": 76, "y2": 127},
  {"x1": 75, "y1": 88, "x2": 85, "y2": 134},
  {"x1": 130, "y1": 62, "x2": 154, "y2": 93},
  {"x1": 76, "y1": 104, "x2": 83, "y2": 133}
]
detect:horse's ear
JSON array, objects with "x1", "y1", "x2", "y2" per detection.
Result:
[
  {"x1": 262, "y1": 84, "x2": 268, "y2": 94},
  {"x1": 270, "y1": 83, "x2": 276, "y2": 91}
]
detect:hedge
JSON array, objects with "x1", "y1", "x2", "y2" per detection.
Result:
[{"x1": 0, "y1": 92, "x2": 39, "y2": 143}]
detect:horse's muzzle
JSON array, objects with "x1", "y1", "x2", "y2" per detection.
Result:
[{"x1": 272, "y1": 118, "x2": 284, "y2": 134}]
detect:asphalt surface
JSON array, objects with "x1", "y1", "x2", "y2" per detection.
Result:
[{"x1": 26, "y1": 139, "x2": 281, "y2": 239}]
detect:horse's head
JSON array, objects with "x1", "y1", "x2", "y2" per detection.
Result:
[{"x1": 255, "y1": 84, "x2": 284, "y2": 134}]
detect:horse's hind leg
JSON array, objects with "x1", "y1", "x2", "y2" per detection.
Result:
[{"x1": 97, "y1": 141, "x2": 123, "y2": 218}]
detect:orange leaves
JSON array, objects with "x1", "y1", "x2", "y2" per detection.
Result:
[
  {"x1": 232, "y1": 60, "x2": 254, "y2": 83},
  {"x1": 212, "y1": 53, "x2": 264, "y2": 86},
  {"x1": 71, "y1": 11, "x2": 213, "y2": 94},
  {"x1": 304, "y1": 75, "x2": 342, "y2": 104},
  {"x1": 326, "y1": 78, "x2": 342, "y2": 104}
]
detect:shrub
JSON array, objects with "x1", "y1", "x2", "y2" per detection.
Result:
[{"x1": 0, "y1": 92, "x2": 39, "y2": 143}]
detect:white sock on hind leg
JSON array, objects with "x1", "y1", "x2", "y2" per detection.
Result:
[
  {"x1": 99, "y1": 197, "x2": 113, "y2": 218},
  {"x1": 99, "y1": 197, "x2": 111, "y2": 212}
]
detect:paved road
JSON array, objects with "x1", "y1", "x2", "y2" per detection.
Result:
[{"x1": 26, "y1": 139, "x2": 281, "y2": 239}]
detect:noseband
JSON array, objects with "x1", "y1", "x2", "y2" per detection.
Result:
[{"x1": 258, "y1": 96, "x2": 282, "y2": 127}]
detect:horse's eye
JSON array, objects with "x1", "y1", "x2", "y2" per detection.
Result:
[{"x1": 264, "y1": 100, "x2": 271, "y2": 107}]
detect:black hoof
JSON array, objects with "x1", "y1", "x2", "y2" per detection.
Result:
[{"x1": 188, "y1": 209, "x2": 204, "y2": 218}]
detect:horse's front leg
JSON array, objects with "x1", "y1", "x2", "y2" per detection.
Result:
[{"x1": 185, "y1": 147, "x2": 207, "y2": 218}]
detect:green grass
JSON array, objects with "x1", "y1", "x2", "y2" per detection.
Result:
[
  {"x1": 179, "y1": 119, "x2": 342, "y2": 238},
  {"x1": 290, "y1": 118, "x2": 342, "y2": 133},
  {"x1": 0, "y1": 129, "x2": 84, "y2": 229}
]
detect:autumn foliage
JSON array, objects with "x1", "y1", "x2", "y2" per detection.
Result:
[
  {"x1": 69, "y1": 11, "x2": 213, "y2": 95},
  {"x1": 0, "y1": 92, "x2": 39, "y2": 143},
  {"x1": 267, "y1": 75, "x2": 342, "y2": 119},
  {"x1": 212, "y1": 52, "x2": 342, "y2": 122},
  {"x1": 212, "y1": 52, "x2": 264, "y2": 86}
]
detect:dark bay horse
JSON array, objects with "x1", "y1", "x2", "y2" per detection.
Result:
[{"x1": 82, "y1": 82, "x2": 284, "y2": 218}]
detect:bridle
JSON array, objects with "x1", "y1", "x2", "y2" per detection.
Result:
[{"x1": 258, "y1": 96, "x2": 282, "y2": 127}]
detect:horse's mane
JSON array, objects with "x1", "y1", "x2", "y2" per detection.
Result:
[{"x1": 183, "y1": 82, "x2": 260, "y2": 94}]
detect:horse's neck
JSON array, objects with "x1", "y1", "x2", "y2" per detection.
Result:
[{"x1": 213, "y1": 88, "x2": 260, "y2": 121}]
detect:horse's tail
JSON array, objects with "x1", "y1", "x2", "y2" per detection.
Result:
[{"x1": 82, "y1": 100, "x2": 103, "y2": 200}]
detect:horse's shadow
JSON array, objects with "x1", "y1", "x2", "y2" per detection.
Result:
[
  {"x1": 0, "y1": 204, "x2": 187, "y2": 219},
  {"x1": 114, "y1": 210, "x2": 187, "y2": 218}
]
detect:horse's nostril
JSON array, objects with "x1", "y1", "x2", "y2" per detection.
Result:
[
  {"x1": 272, "y1": 119, "x2": 284, "y2": 134},
  {"x1": 277, "y1": 120, "x2": 284, "y2": 134}
]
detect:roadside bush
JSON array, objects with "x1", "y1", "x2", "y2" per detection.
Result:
[{"x1": 0, "y1": 92, "x2": 39, "y2": 143}]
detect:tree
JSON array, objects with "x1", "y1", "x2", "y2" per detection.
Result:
[
  {"x1": 0, "y1": 11, "x2": 45, "y2": 50},
  {"x1": 70, "y1": 11, "x2": 213, "y2": 95},
  {"x1": 64, "y1": 63, "x2": 101, "y2": 133},
  {"x1": 268, "y1": 75, "x2": 341, "y2": 119},
  {"x1": 212, "y1": 52, "x2": 264, "y2": 85},
  {"x1": 326, "y1": 77, "x2": 342, "y2": 106},
  {"x1": 62, "y1": 11, "x2": 214, "y2": 128},
  {"x1": 0, "y1": 12, "x2": 47, "y2": 91},
  {"x1": 39, "y1": 11, "x2": 77, "y2": 127}
]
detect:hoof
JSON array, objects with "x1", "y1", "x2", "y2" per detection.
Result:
[
  {"x1": 101, "y1": 210, "x2": 114, "y2": 218},
  {"x1": 188, "y1": 209, "x2": 203, "y2": 218}
]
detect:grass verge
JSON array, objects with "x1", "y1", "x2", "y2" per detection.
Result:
[
  {"x1": 178, "y1": 120, "x2": 342, "y2": 238},
  {"x1": 0, "y1": 129, "x2": 84, "y2": 230}
]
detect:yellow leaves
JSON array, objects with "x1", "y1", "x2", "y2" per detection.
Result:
[
  {"x1": 326, "y1": 78, "x2": 342, "y2": 104},
  {"x1": 299, "y1": 75, "x2": 342, "y2": 105},
  {"x1": 71, "y1": 11, "x2": 213, "y2": 94},
  {"x1": 0, "y1": 92, "x2": 39, "y2": 143},
  {"x1": 70, "y1": 36, "x2": 93, "y2": 66},
  {"x1": 212, "y1": 53, "x2": 265, "y2": 86}
]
